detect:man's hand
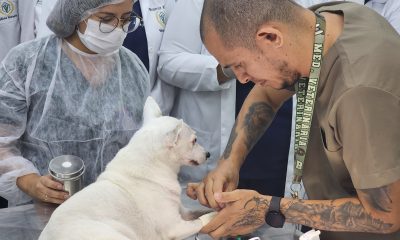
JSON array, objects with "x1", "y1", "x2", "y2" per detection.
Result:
[
  {"x1": 187, "y1": 159, "x2": 240, "y2": 209},
  {"x1": 16, "y1": 173, "x2": 69, "y2": 204},
  {"x1": 200, "y1": 190, "x2": 270, "y2": 238}
]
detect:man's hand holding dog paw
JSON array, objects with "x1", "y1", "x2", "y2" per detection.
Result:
[
  {"x1": 188, "y1": 159, "x2": 240, "y2": 210},
  {"x1": 200, "y1": 190, "x2": 270, "y2": 239}
]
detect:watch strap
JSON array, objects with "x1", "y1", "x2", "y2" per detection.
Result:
[
  {"x1": 269, "y1": 196, "x2": 281, "y2": 212},
  {"x1": 265, "y1": 196, "x2": 285, "y2": 228}
]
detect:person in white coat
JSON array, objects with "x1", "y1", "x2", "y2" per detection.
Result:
[
  {"x1": 295, "y1": 0, "x2": 399, "y2": 33},
  {"x1": 365, "y1": 0, "x2": 400, "y2": 33},
  {"x1": 34, "y1": 0, "x2": 53, "y2": 38},
  {"x1": 156, "y1": 0, "x2": 236, "y2": 191},
  {"x1": 0, "y1": 0, "x2": 37, "y2": 208},
  {"x1": 123, "y1": 0, "x2": 175, "y2": 89},
  {"x1": 0, "y1": 0, "x2": 36, "y2": 61}
]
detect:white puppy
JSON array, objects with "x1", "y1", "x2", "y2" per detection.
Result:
[{"x1": 39, "y1": 97, "x2": 212, "y2": 240}]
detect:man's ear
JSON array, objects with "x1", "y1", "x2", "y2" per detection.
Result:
[
  {"x1": 255, "y1": 23, "x2": 284, "y2": 49},
  {"x1": 166, "y1": 120, "x2": 183, "y2": 148},
  {"x1": 143, "y1": 96, "x2": 162, "y2": 125}
]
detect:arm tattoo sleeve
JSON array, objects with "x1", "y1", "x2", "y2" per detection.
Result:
[
  {"x1": 281, "y1": 197, "x2": 393, "y2": 233},
  {"x1": 243, "y1": 102, "x2": 274, "y2": 151}
]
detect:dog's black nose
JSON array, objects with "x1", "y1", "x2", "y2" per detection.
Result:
[{"x1": 206, "y1": 152, "x2": 210, "y2": 159}]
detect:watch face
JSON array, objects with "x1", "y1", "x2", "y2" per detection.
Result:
[{"x1": 266, "y1": 211, "x2": 285, "y2": 228}]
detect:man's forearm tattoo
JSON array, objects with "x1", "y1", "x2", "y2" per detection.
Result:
[
  {"x1": 231, "y1": 197, "x2": 269, "y2": 228},
  {"x1": 222, "y1": 102, "x2": 274, "y2": 159},
  {"x1": 282, "y1": 199, "x2": 393, "y2": 232},
  {"x1": 222, "y1": 121, "x2": 238, "y2": 159},
  {"x1": 360, "y1": 186, "x2": 392, "y2": 213},
  {"x1": 243, "y1": 102, "x2": 274, "y2": 151}
]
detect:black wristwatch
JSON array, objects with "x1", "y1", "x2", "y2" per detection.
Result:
[{"x1": 265, "y1": 196, "x2": 285, "y2": 228}]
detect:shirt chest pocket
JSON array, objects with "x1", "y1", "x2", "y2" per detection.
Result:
[{"x1": 320, "y1": 127, "x2": 354, "y2": 191}]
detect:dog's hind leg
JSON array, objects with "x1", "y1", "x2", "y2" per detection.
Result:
[{"x1": 166, "y1": 219, "x2": 203, "y2": 240}]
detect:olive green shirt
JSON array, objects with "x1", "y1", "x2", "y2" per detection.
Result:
[{"x1": 303, "y1": 2, "x2": 400, "y2": 240}]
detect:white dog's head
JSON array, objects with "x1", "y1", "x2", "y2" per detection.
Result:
[{"x1": 129, "y1": 97, "x2": 210, "y2": 170}]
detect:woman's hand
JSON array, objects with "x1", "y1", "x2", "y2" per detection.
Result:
[{"x1": 16, "y1": 173, "x2": 69, "y2": 204}]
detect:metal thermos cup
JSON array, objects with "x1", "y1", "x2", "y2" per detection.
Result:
[{"x1": 48, "y1": 155, "x2": 85, "y2": 196}]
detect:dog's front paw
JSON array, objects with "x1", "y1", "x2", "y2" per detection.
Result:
[
  {"x1": 199, "y1": 212, "x2": 217, "y2": 226},
  {"x1": 166, "y1": 219, "x2": 203, "y2": 240}
]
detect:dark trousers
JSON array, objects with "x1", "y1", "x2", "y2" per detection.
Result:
[{"x1": 0, "y1": 197, "x2": 7, "y2": 208}]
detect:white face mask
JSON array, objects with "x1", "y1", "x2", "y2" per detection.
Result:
[{"x1": 77, "y1": 19, "x2": 127, "y2": 54}]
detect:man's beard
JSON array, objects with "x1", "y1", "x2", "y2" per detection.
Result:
[
  {"x1": 274, "y1": 59, "x2": 301, "y2": 90},
  {"x1": 262, "y1": 53, "x2": 301, "y2": 90},
  {"x1": 283, "y1": 73, "x2": 301, "y2": 91}
]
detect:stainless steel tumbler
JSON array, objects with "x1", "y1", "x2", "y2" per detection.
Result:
[{"x1": 48, "y1": 155, "x2": 85, "y2": 196}]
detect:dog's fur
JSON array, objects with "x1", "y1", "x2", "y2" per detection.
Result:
[{"x1": 39, "y1": 97, "x2": 210, "y2": 240}]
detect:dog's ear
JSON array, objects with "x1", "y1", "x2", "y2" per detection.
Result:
[
  {"x1": 143, "y1": 96, "x2": 162, "y2": 124},
  {"x1": 166, "y1": 120, "x2": 183, "y2": 148}
]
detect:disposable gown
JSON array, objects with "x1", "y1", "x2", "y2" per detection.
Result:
[{"x1": 0, "y1": 35, "x2": 149, "y2": 206}]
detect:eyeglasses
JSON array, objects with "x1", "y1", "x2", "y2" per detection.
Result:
[
  {"x1": 221, "y1": 66, "x2": 237, "y2": 79},
  {"x1": 95, "y1": 12, "x2": 143, "y2": 33}
]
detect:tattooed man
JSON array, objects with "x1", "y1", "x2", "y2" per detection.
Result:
[{"x1": 186, "y1": 0, "x2": 400, "y2": 240}]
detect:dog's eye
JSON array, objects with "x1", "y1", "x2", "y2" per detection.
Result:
[{"x1": 192, "y1": 138, "x2": 197, "y2": 145}]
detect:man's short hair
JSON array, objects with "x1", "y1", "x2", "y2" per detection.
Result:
[{"x1": 200, "y1": 0, "x2": 301, "y2": 49}]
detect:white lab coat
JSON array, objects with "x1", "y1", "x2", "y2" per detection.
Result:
[
  {"x1": 35, "y1": 0, "x2": 174, "y2": 87},
  {"x1": 140, "y1": 0, "x2": 174, "y2": 88},
  {"x1": 365, "y1": 0, "x2": 400, "y2": 33},
  {"x1": 34, "y1": 0, "x2": 51, "y2": 38},
  {"x1": 295, "y1": 0, "x2": 399, "y2": 33},
  {"x1": 0, "y1": 0, "x2": 36, "y2": 61},
  {"x1": 156, "y1": 0, "x2": 236, "y2": 185}
]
